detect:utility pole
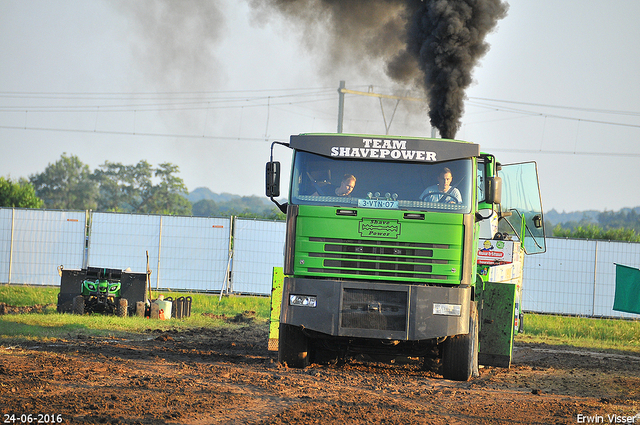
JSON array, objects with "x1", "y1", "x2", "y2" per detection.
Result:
[{"x1": 336, "y1": 81, "x2": 439, "y2": 137}]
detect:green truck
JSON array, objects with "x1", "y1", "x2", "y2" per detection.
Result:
[{"x1": 266, "y1": 133, "x2": 546, "y2": 381}]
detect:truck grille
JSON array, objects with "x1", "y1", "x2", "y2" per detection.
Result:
[
  {"x1": 341, "y1": 288, "x2": 407, "y2": 332},
  {"x1": 308, "y1": 237, "x2": 449, "y2": 280}
]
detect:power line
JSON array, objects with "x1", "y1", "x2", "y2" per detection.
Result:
[
  {"x1": 0, "y1": 93, "x2": 338, "y2": 113},
  {"x1": 2, "y1": 87, "x2": 639, "y2": 158},
  {"x1": 2, "y1": 123, "x2": 638, "y2": 159},
  {"x1": 468, "y1": 96, "x2": 640, "y2": 117},
  {"x1": 466, "y1": 100, "x2": 640, "y2": 129},
  {"x1": 0, "y1": 86, "x2": 336, "y2": 97},
  {"x1": 481, "y1": 146, "x2": 640, "y2": 158},
  {"x1": 0, "y1": 124, "x2": 272, "y2": 143}
]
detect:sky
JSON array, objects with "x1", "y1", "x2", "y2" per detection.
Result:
[{"x1": 1, "y1": 0, "x2": 639, "y2": 214}]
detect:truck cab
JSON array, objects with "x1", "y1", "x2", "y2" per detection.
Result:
[{"x1": 267, "y1": 133, "x2": 545, "y2": 381}]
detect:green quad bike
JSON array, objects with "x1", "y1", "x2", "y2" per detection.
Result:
[
  {"x1": 58, "y1": 267, "x2": 148, "y2": 317},
  {"x1": 73, "y1": 273, "x2": 127, "y2": 317}
]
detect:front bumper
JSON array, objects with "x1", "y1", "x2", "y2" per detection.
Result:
[{"x1": 281, "y1": 277, "x2": 470, "y2": 341}]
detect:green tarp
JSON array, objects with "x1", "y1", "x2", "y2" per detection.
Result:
[{"x1": 613, "y1": 264, "x2": 640, "y2": 315}]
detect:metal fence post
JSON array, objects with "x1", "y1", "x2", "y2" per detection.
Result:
[
  {"x1": 228, "y1": 216, "x2": 234, "y2": 294},
  {"x1": 592, "y1": 240, "x2": 598, "y2": 317},
  {"x1": 156, "y1": 215, "x2": 163, "y2": 290},
  {"x1": 83, "y1": 210, "x2": 90, "y2": 269},
  {"x1": 8, "y1": 208, "x2": 15, "y2": 284},
  {"x1": 219, "y1": 216, "x2": 234, "y2": 299}
]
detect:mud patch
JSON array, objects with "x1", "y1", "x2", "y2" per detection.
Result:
[
  {"x1": 201, "y1": 310, "x2": 257, "y2": 324},
  {"x1": 1, "y1": 324, "x2": 639, "y2": 424},
  {"x1": 0, "y1": 303, "x2": 55, "y2": 315}
]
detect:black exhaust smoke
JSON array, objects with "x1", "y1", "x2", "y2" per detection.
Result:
[
  {"x1": 251, "y1": 0, "x2": 508, "y2": 139},
  {"x1": 400, "y1": 0, "x2": 509, "y2": 139}
]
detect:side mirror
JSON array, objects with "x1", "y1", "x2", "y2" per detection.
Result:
[
  {"x1": 533, "y1": 214, "x2": 543, "y2": 228},
  {"x1": 486, "y1": 176, "x2": 502, "y2": 205},
  {"x1": 265, "y1": 161, "x2": 281, "y2": 198}
]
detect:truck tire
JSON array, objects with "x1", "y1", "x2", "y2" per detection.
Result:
[
  {"x1": 72, "y1": 295, "x2": 85, "y2": 315},
  {"x1": 442, "y1": 301, "x2": 479, "y2": 381},
  {"x1": 117, "y1": 298, "x2": 128, "y2": 318},
  {"x1": 278, "y1": 323, "x2": 309, "y2": 368}
]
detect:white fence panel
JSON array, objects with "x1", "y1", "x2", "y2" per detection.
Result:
[
  {"x1": 156, "y1": 216, "x2": 231, "y2": 291},
  {"x1": 0, "y1": 208, "x2": 13, "y2": 283},
  {"x1": 9, "y1": 209, "x2": 85, "y2": 285},
  {"x1": 2, "y1": 206, "x2": 639, "y2": 317},
  {"x1": 524, "y1": 238, "x2": 597, "y2": 316},
  {"x1": 593, "y1": 240, "x2": 640, "y2": 318},
  {"x1": 523, "y1": 238, "x2": 640, "y2": 318},
  {"x1": 89, "y1": 213, "x2": 161, "y2": 275},
  {"x1": 232, "y1": 219, "x2": 285, "y2": 295},
  {"x1": 89, "y1": 213, "x2": 231, "y2": 291}
]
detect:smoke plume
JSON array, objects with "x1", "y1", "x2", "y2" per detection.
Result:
[
  {"x1": 401, "y1": 0, "x2": 509, "y2": 138},
  {"x1": 253, "y1": 0, "x2": 508, "y2": 139},
  {"x1": 115, "y1": 0, "x2": 226, "y2": 91},
  {"x1": 249, "y1": 0, "x2": 408, "y2": 82}
]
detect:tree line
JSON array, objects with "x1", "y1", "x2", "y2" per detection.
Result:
[
  {"x1": 2, "y1": 154, "x2": 638, "y2": 237},
  {"x1": 550, "y1": 209, "x2": 640, "y2": 242},
  {"x1": 0, "y1": 153, "x2": 284, "y2": 219}
]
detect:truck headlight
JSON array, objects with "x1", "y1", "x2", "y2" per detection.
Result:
[
  {"x1": 289, "y1": 294, "x2": 317, "y2": 308},
  {"x1": 433, "y1": 303, "x2": 461, "y2": 316}
]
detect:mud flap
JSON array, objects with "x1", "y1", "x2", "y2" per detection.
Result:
[
  {"x1": 268, "y1": 267, "x2": 285, "y2": 351},
  {"x1": 478, "y1": 280, "x2": 516, "y2": 368}
]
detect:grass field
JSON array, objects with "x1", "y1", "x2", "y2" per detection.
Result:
[
  {"x1": 1, "y1": 284, "x2": 639, "y2": 352},
  {"x1": 518, "y1": 313, "x2": 640, "y2": 353},
  {"x1": 0, "y1": 284, "x2": 270, "y2": 343}
]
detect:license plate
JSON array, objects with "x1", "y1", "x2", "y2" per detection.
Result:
[{"x1": 357, "y1": 199, "x2": 399, "y2": 209}]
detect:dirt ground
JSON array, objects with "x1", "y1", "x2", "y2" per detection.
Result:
[{"x1": 1, "y1": 314, "x2": 640, "y2": 425}]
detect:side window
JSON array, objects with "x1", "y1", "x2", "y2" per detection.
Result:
[
  {"x1": 499, "y1": 162, "x2": 546, "y2": 254},
  {"x1": 477, "y1": 159, "x2": 485, "y2": 203}
]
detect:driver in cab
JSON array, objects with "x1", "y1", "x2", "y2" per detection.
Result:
[
  {"x1": 419, "y1": 167, "x2": 462, "y2": 204},
  {"x1": 313, "y1": 174, "x2": 356, "y2": 197}
]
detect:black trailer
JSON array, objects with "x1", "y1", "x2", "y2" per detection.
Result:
[{"x1": 57, "y1": 267, "x2": 148, "y2": 317}]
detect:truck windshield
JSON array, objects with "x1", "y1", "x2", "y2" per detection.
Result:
[{"x1": 290, "y1": 151, "x2": 473, "y2": 213}]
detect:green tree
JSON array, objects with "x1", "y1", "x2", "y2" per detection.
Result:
[
  {"x1": 192, "y1": 199, "x2": 220, "y2": 217},
  {"x1": 552, "y1": 223, "x2": 640, "y2": 242},
  {"x1": 191, "y1": 197, "x2": 285, "y2": 219},
  {"x1": 94, "y1": 160, "x2": 191, "y2": 215},
  {"x1": 138, "y1": 163, "x2": 192, "y2": 215},
  {"x1": 0, "y1": 177, "x2": 44, "y2": 208},
  {"x1": 235, "y1": 210, "x2": 286, "y2": 220},
  {"x1": 29, "y1": 154, "x2": 98, "y2": 210},
  {"x1": 598, "y1": 209, "x2": 640, "y2": 233},
  {"x1": 92, "y1": 160, "x2": 153, "y2": 212}
]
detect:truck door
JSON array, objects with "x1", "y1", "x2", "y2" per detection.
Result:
[
  {"x1": 498, "y1": 162, "x2": 546, "y2": 255},
  {"x1": 478, "y1": 161, "x2": 546, "y2": 368}
]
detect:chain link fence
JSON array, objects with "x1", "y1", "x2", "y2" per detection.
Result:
[
  {"x1": 523, "y1": 237, "x2": 640, "y2": 318},
  {"x1": 1, "y1": 207, "x2": 639, "y2": 318},
  {"x1": 0, "y1": 208, "x2": 282, "y2": 295}
]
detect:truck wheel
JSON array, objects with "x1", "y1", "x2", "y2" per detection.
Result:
[
  {"x1": 117, "y1": 298, "x2": 128, "y2": 318},
  {"x1": 72, "y1": 295, "x2": 85, "y2": 315},
  {"x1": 278, "y1": 323, "x2": 309, "y2": 368},
  {"x1": 442, "y1": 301, "x2": 479, "y2": 381}
]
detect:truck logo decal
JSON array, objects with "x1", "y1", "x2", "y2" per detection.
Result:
[
  {"x1": 358, "y1": 218, "x2": 401, "y2": 239},
  {"x1": 330, "y1": 138, "x2": 437, "y2": 161}
]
